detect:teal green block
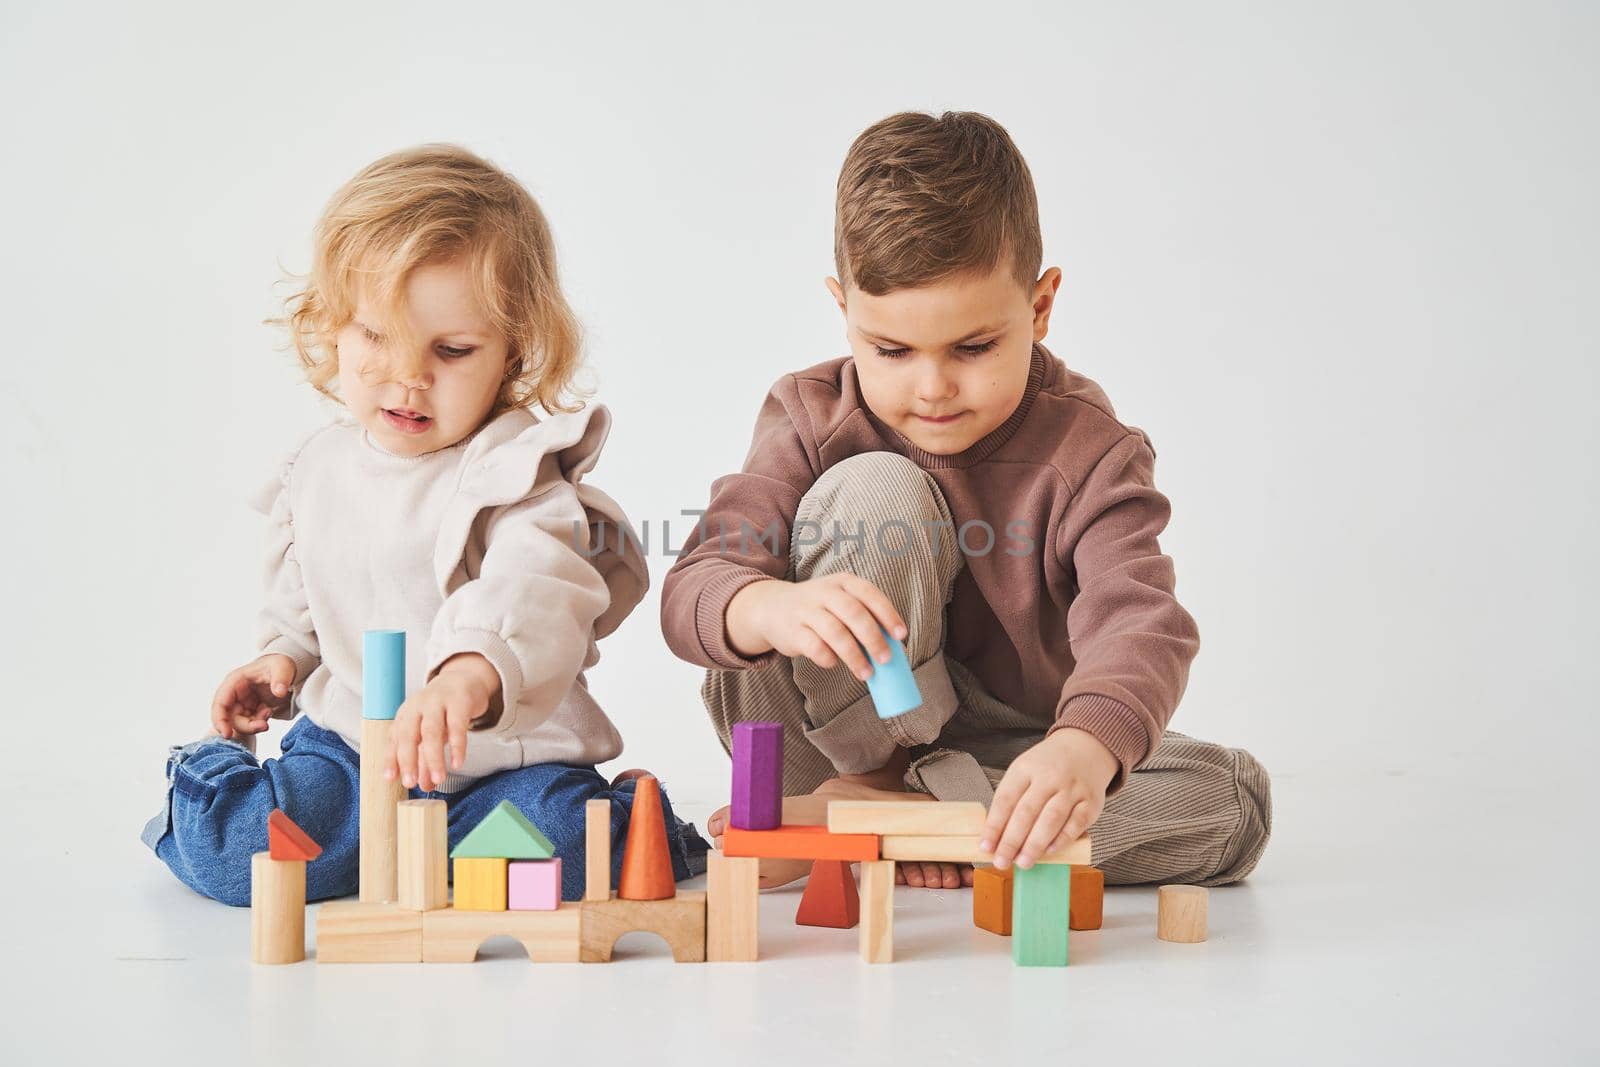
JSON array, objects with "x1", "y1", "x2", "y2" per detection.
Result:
[
  {"x1": 1012, "y1": 863, "x2": 1072, "y2": 967},
  {"x1": 450, "y1": 799, "x2": 555, "y2": 860}
]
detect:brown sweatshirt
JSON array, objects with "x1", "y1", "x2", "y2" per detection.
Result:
[{"x1": 660, "y1": 344, "x2": 1200, "y2": 788}]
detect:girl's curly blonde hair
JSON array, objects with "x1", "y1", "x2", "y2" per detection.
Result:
[{"x1": 281, "y1": 144, "x2": 585, "y2": 415}]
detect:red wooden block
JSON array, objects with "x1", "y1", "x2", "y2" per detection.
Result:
[
  {"x1": 722, "y1": 825, "x2": 879, "y2": 862},
  {"x1": 618, "y1": 774, "x2": 676, "y2": 900},
  {"x1": 795, "y1": 859, "x2": 859, "y2": 929},
  {"x1": 267, "y1": 808, "x2": 322, "y2": 861}
]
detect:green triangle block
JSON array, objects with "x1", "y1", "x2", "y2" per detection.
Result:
[{"x1": 450, "y1": 799, "x2": 555, "y2": 859}]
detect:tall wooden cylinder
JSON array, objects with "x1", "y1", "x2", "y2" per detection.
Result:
[
  {"x1": 360, "y1": 718, "x2": 405, "y2": 903},
  {"x1": 251, "y1": 852, "x2": 306, "y2": 964}
]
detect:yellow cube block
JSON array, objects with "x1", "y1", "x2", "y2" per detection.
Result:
[{"x1": 452, "y1": 857, "x2": 508, "y2": 911}]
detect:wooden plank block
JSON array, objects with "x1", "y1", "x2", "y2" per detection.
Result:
[
  {"x1": 1012, "y1": 863, "x2": 1071, "y2": 967},
  {"x1": 452, "y1": 857, "x2": 508, "y2": 911},
  {"x1": 858, "y1": 860, "x2": 894, "y2": 964},
  {"x1": 585, "y1": 798, "x2": 611, "y2": 901},
  {"x1": 267, "y1": 808, "x2": 323, "y2": 861},
  {"x1": 723, "y1": 825, "x2": 879, "y2": 862},
  {"x1": 1157, "y1": 885, "x2": 1208, "y2": 943},
  {"x1": 421, "y1": 904, "x2": 582, "y2": 962},
  {"x1": 251, "y1": 853, "x2": 306, "y2": 964},
  {"x1": 730, "y1": 721, "x2": 783, "y2": 830},
  {"x1": 358, "y1": 718, "x2": 405, "y2": 903},
  {"x1": 1069, "y1": 865, "x2": 1104, "y2": 931},
  {"x1": 879, "y1": 832, "x2": 1091, "y2": 866},
  {"x1": 397, "y1": 799, "x2": 448, "y2": 911},
  {"x1": 509, "y1": 859, "x2": 562, "y2": 911},
  {"x1": 580, "y1": 892, "x2": 706, "y2": 963},
  {"x1": 451, "y1": 799, "x2": 555, "y2": 859},
  {"x1": 705, "y1": 852, "x2": 759, "y2": 962},
  {"x1": 618, "y1": 774, "x2": 675, "y2": 900},
  {"x1": 972, "y1": 865, "x2": 1014, "y2": 936},
  {"x1": 795, "y1": 859, "x2": 859, "y2": 929},
  {"x1": 315, "y1": 900, "x2": 423, "y2": 962},
  {"x1": 826, "y1": 801, "x2": 987, "y2": 836}
]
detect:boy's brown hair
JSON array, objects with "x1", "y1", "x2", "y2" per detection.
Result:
[{"x1": 834, "y1": 111, "x2": 1043, "y2": 295}]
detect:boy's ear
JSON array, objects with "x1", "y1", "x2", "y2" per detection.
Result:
[
  {"x1": 1031, "y1": 267, "x2": 1063, "y2": 341},
  {"x1": 825, "y1": 276, "x2": 848, "y2": 314}
]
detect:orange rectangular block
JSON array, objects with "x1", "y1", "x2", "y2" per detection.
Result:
[
  {"x1": 972, "y1": 865, "x2": 1014, "y2": 936},
  {"x1": 722, "y1": 825, "x2": 879, "y2": 862},
  {"x1": 1069, "y1": 865, "x2": 1104, "y2": 931}
]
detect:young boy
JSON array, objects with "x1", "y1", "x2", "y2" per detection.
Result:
[{"x1": 662, "y1": 111, "x2": 1270, "y2": 890}]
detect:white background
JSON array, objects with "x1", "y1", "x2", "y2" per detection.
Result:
[{"x1": 1, "y1": 2, "x2": 1595, "y2": 1063}]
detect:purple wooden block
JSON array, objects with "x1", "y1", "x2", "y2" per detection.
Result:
[{"x1": 730, "y1": 721, "x2": 783, "y2": 830}]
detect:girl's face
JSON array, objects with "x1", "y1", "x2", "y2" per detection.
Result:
[{"x1": 335, "y1": 258, "x2": 509, "y2": 457}]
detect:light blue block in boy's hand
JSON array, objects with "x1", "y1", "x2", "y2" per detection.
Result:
[{"x1": 864, "y1": 630, "x2": 921, "y2": 719}]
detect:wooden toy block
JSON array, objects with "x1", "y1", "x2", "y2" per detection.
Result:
[
  {"x1": 1012, "y1": 863, "x2": 1071, "y2": 967},
  {"x1": 397, "y1": 799, "x2": 448, "y2": 911},
  {"x1": 359, "y1": 629, "x2": 407, "y2": 904},
  {"x1": 422, "y1": 903, "x2": 582, "y2": 962},
  {"x1": 730, "y1": 721, "x2": 783, "y2": 830},
  {"x1": 706, "y1": 851, "x2": 759, "y2": 961},
  {"x1": 585, "y1": 797, "x2": 611, "y2": 901},
  {"x1": 1157, "y1": 885, "x2": 1208, "y2": 943},
  {"x1": 864, "y1": 631, "x2": 921, "y2": 719},
  {"x1": 618, "y1": 774, "x2": 675, "y2": 900},
  {"x1": 452, "y1": 857, "x2": 508, "y2": 911},
  {"x1": 359, "y1": 718, "x2": 406, "y2": 903},
  {"x1": 722, "y1": 825, "x2": 879, "y2": 862},
  {"x1": 509, "y1": 859, "x2": 562, "y2": 911},
  {"x1": 267, "y1": 808, "x2": 322, "y2": 861},
  {"x1": 580, "y1": 892, "x2": 707, "y2": 963},
  {"x1": 451, "y1": 799, "x2": 555, "y2": 860},
  {"x1": 858, "y1": 860, "x2": 894, "y2": 964},
  {"x1": 315, "y1": 901, "x2": 423, "y2": 962},
  {"x1": 1069, "y1": 865, "x2": 1105, "y2": 931},
  {"x1": 795, "y1": 859, "x2": 859, "y2": 929},
  {"x1": 972, "y1": 864, "x2": 1014, "y2": 936},
  {"x1": 826, "y1": 800, "x2": 987, "y2": 836},
  {"x1": 250, "y1": 853, "x2": 305, "y2": 964},
  {"x1": 879, "y1": 832, "x2": 1091, "y2": 866}
]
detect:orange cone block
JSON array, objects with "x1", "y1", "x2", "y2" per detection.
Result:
[
  {"x1": 618, "y1": 774, "x2": 676, "y2": 900},
  {"x1": 795, "y1": 859, "x2": 859, "y2": 929}
]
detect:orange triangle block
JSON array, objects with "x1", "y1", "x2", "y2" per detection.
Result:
[
  {"x1": 617, "y1": 774, "x2": 675, "y2": 900},
  {"x1": 795, "y1": 859, "x2": 859, "y2": 928},
  {"x1": 267, "y1": 808, "x2": 322, "y2": 861}
]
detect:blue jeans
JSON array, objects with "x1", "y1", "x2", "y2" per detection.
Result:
[{"x1": 142, "y1": 716, "x2": 710, "y2": 907}]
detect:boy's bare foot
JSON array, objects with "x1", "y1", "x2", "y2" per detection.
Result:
[{"x1": 706, "y1": 782, "x2": 973, "y2": 890}]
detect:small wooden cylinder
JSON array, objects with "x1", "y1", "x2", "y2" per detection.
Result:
[
  {"x1": 359, "y1": 718, "x2": 406, "y2": 903},
  {"x1": 1157, "y1": 884, "x2": 1208, "y2": 943},
  {"x1": 397, "y1": 799, "x2": 448, "y2": 911},
  {"x1": 251, "y1": 852, "x2": 306, "y2": 964}
]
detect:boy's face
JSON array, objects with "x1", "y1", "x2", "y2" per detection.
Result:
[
  {"x1": 335, "y1": 257, "x2": 508, "y2": 457},
  {"x1": 828, "y1": 264, "x2": 1062, "y2": 456}
]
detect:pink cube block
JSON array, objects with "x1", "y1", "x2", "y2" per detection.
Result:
[{"x1": 508, "y1": 858, "x2": 562, "y2": 911}]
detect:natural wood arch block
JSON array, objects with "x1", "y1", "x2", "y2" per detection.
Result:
[
  {"x1": 580, "y1": 892, "x2": 706, "y2": 963},
  {"x1": 1157, "y1": 885, "x2": 1208, "y2": 943},
  {"x1": 421, "y1": 904, "x2": 582, "y2": 962}
]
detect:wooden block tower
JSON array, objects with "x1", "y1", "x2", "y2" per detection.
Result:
[{"x1": 359, "y1": 628, "x2": 408, "y2": 903}]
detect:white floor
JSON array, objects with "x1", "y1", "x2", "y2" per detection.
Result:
[{"x1": 3, "y1": 761, "x2": 1592, "y2": 1065}]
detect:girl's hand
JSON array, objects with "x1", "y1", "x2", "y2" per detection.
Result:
[
  {"x1": 386, "y1": 653, "x2": 501, "y2": 791},
  {"x1": 726, "y1": 576, "x2": 908, "y2": 681},
  {"x1": 979, "y1": 728, "x2": 1119, "y2": 870},
  {"x1": 210, "y1": 653, "x2": 296, "y2": 740}
]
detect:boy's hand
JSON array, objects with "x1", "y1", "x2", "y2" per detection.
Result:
[
  {"x1": 386, "y1": 653, "x2": 501, "y2": 791},
  {"x1": 210, "y1": 653, "x2": 296, "y2": 740},
  {"x1": 726, "y1": 576, "x2": 908, "y2": 681},
  {"x1": 980, "y1": 728, "x2": 1118, "y2": 870}
]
